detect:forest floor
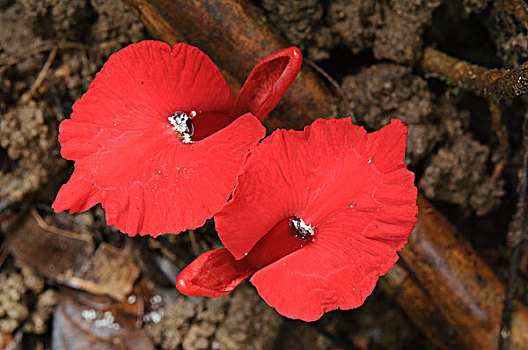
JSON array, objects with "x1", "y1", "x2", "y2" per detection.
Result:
[{"x1": 1, "y1": 0, "x2": 527, "y2": 349}]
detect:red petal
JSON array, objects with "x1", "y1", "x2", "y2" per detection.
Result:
[
  {"x1": 249, "y1": 215, "x2": 400, "y2": 321},
  {"x1": 53, "y1": 41, "x2": 265, "y2": 235},
  {"x1": 232, "y1": 47, "x2": 302, "y2": 121},
  {"x1": 54, "y1": 112, "x2": 265, "y2": 236},
  {"x1": 366, "y1": 118, "x2": 408, "y2": 173},
  {"x1": 176, "y1": 249, "x2": 254, "y2": 297},
  {"x1": 215, "y1": 117, "x2": 417, "y2": 320},
  {"x1": 59, "y1": 41, "x2": 235, "y2": 157},
  {"x1": 216, "y1": 117, "x2": 370, "y2": 259}
]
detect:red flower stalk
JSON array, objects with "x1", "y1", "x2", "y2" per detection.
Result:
[
  {"x1": 176, "y1": 118, "x2": 418, "y2": 321},
  {"x1": 52, "y1": 41, "x2": 301, "y2": 236}
]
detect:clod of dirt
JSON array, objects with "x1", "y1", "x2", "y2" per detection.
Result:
[
  {"x1": 20, "y1": 0, "x2": 94, "y2": 41},
  {"x1": 327, "y1": 1, "x2": 382, "y2": 54},
  {"x1": 216, "y1": 286, "x2": 283, "y2": 349},
  {"x1": 342, "y1": 64, "x2": 433, "y2": 126},
  {"x1": 0, "y1": 270, "x2": 29, "y2": 334},
  {"x1": 485, "y1": 1, "x2": 528, "y2": 66},
  {"x1": 260, "y1": 0, "x2": 334, "y2": 60},
  {"x1": 420, "y1": 110, "x2": 505, "y2": 216},
  {"x1": 0, "y1": 102, "x2": 65, "y2": 204},
  {"x1": 0, "y1": 263, "x2": 56, "y2": 335},
  {"x1": 373, "y1": 0, "x2": 442, "y2": 64},
  {"x1": 145, "y1": 285, "x2": 282, "y2": 350},
  {"x1": 89, "y1": 0, "x2": 146, "y2": 43},
  {"x1": 24, "y1": 289, "x2": 58, "y2": 335},
  {"x1": 342, "y1": 64, "x2": 438, "y2": 164},
  {"x1": 0, "y1": 1, "x2": 41, "y2": 59},
  {"x1": 0, "y1": 1, "x2": 44, "y2": 108}
]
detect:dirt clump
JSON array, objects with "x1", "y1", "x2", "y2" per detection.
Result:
[
  {"x1": 373, "y1": 0, "x2": 442, "y2": 64},
  {"x1": 0, "y1": 102, "x2": 65, "y2": 204},
  {"x1": 342, "y1": 64, "x2": 437, "y2": 164},
  {"x1": 0, "y1": 263, "x2": 57, "y2": 335},
  {"x1": 262, "y1": 0, "x2": 441, "y2": 64},
  {"x1": 485, "y1": 1, "x2": 528, "y2": 66},
  {"x1": 327, "y1": 0, "x2": 382, "y2": 54},
  {"x1": 260, "y1": 0, "x2": 333, "y2": 60},
  {"x1": 419, "y1": 101, "x2": 505, "y2": 216},
  {"x1": 88, "y1": 0, "x2": 146, "y2": 43},
  {"x1": 20, "y1": 0, "x2": 94, "y2": 41},
  {"x1": 145, "y1": 286, "x2": 282, "y2": 350}
]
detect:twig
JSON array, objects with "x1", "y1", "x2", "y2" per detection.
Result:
[
  {"x1": 20, "y1": 47, "x2": 58, "y2": 103},
  {"x1": 0, "y1": 40, "x2": 86, "y2": 76},
  {"x1": 188, "y1": 230, "x2": 199, "y2": 256},
  {"x1": 30, "y1": 208, "x2": 85, "y2": 241},
  {"x1": 500, "y1": 112, "x2": 528, "y2": 350},
  {"x1": 305, "y1": 58, "x2": 355, "y2": 122},
  {"x1": 490, "y1": 101, "x2": 509, "y2": 179},
  {"x1": 421, "y1": 46, "x2": 528, "y2": 101}
]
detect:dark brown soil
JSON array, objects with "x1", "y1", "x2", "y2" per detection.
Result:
[{"x1": 1, "y1": 0, "x2": 527, "y2": 349}]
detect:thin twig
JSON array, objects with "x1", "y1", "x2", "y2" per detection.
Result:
[
  {"x1": 305, "y1": 58, "x2": 355, "y2": 122},
  {"x1": 20, "y1": 47, "x2": 58, "y2": 103},
  {"x1": 30, "y1": 208, "x2": 86, "y2": 241},
  {"x1": 499, "y1": 112, "x2": 528, "y2": 350},
  {"x1": 0, "y1": 40, "x2": 86, "y2": 76},
  {"x1": 490, "y1": 101, "x2": 509, "y2": 179},
  {"x1": 421, "y1": 46, "x2": 528, "y2": 101},
  {"x1": 188, "y1": 229, "x2": 199, "y2": 256}
]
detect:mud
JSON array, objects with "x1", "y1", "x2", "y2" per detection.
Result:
[
  {"x1": 0, "y1": 102, "x2": 64, "y2": 204},
  {"x1": 263, "y1": 0, "x2": 441, "y2": 64},
  {"x1": 0, "y1": 262, "x2": 56, "y2": 335},
  {"x1": 145, "y1": 285, "x2": 282, "y2": 350},
  {"x1": 1, "y1": 0, "x2": 527, "y2": 349}
]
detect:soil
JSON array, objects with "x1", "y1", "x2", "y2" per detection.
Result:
[{"x1": 1, "y1": 0, "x2": 527, "y2": 349}]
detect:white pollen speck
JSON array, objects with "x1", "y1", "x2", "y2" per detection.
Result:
[
  {"x1": 190, "y1": 110, "x2": 197, "y2": 117},
  {"x1": 291, "y1": 218, "x2": 315, "y2": 237},
  {"x1": 158, "y1": 170, "x2": 161, "y2": 174},
  {"x1": 368, "y1": 158, "x2": 372, "y2": 164},
  {"x1": 244, "y1": 252, "x2": 248, "y2": 256},
  {"x1": 168, "y1": 111, "x2": 194, "y2": 143}
]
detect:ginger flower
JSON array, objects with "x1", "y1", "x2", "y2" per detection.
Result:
[
  {"x1": 52, "y1": 41, "x2": 302, "y2": 236},
  {"x1": 176, "y1": 118, "x2": 418, "y2": 321}
]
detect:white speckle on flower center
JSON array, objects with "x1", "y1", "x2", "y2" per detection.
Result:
[
  {"x1": 168, "y1": 111, "x2": 196, "y2": 143},
  {"x1": 289, "y1": 217, "x2": 317, "y2": 242}
]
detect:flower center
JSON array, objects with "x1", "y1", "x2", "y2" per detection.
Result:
[
  {"x1": 168, "y1": 111, "x2": 196, "y2": 143},
  {"x1": 289, "y1": 217, "x2": 317, "y2": 242}
]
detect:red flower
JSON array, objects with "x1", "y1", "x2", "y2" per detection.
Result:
[
  {"x1": 52, "y1": 41, "x2": 302, "y2": 236},
  {"x1": 176, "y1": 118, "x2": 418, "y2": 321}
]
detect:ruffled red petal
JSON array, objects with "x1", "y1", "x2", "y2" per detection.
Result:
[
  {"x1": 54, "y1": 112, "x2": 265, "y2": 236},
  {"x1": 232, "y1": 47, "x2": 302, "y2": 121},
  {"x1": 53, "y1": 41, "x2": 266, "y2": 236},
  {"x1": 216, "y1": 117, "x2": 371, "y2": 259},
  {"x1": 216, "y1": 118, "x2": 417, "y2": 320}
]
